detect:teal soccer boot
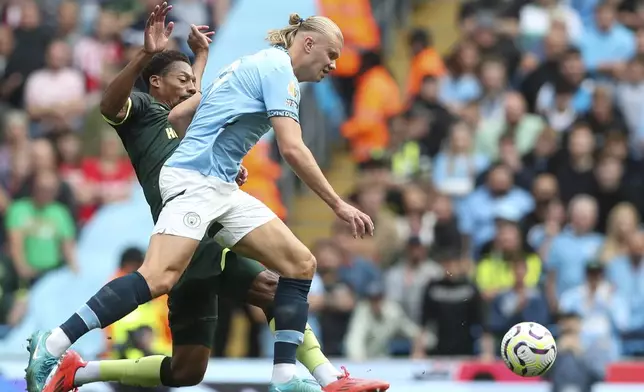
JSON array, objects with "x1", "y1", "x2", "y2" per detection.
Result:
[{"x1": 25, "y1": 331, "x2": 60, "y2": 392}]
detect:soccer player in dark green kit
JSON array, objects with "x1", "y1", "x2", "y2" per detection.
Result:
[{"x1": 36, "y1": 4, "x2": 388, "y2": 392}]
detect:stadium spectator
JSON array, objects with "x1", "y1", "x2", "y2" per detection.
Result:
[
  {"x1": 345, "y1": 280, "x2": 422, "y2": 361},
  {"x1": 384, "y1": 236, "x2": 442, "y2": 324},
  {"x1": 438, "y1": 40, "x2": 481, "y2": 111},
  {"x1": 457, "y1": 164, "x2": 534, "y2": 256},
  {"x1": 476, "y1": 217, "x2": 542, "y2": 301},
  {"x1": 408, "y1": 76, "x2": 454, "y2": 158},
  {"x1": 24, "y1": 39, "x2": 86, "y2": 136},
  {"x1": 606, "y1": 231, "x2": 644, "y2": 355},
  {"x1": 79, "y1": 129, "x2": 133, "y2": 224},
  {"x1": 351, "y1": 180, "x2": 401, "y2": 265},
  {"x1": 536, "y1": 47, "x2": 594, "y2": 115},
  {"x1": 1, "y1": 0, "x2": 49, "y2": 108},
  {"x1": 427, "y1": 193, "x2": 463, "y2": 257},
  {"x1": 475, "y1": 92, "x2": 545, "y2": 160},
  {"x1": 552, "y1": 123, "x2": 596, "y2": 203},
  {"x1": 592, "y1": 155, "x2": 639, "y2": 233},
  {"x1": 5, "y1": 170, "x2": 77, "y2": 283},
  {"x1": 418, "y1": 250, "x2": 484, "y2": 357},
  {"x1": 579, "y1": 2, "x2": 635, "y2": 77},
  {"x1": 597, "y1": 202, "x2": 640, "y2": 263},
  {"x1": 406, "y1": 28, "x2": 446, "y2": 98},
  {"x1": 432, "y1": 120, "x2": 489, "y2": 200},
  {"x1": 487, "y1": 254, "x2": 550, "y2": 343},
  {"x1": 341, "y1": 51, "x2": 402, "y2": 163},
  {"x1": 559, "y1": 261, "x2": 629, "y2": 376},
  {"x1": 546, "y1": 195, "x2": 604, "y2": 308},
  {"x1": 315, "y1": 239, "x2": 356, "y2": 357}
]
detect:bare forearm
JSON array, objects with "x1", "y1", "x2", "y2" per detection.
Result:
[
  {"x1": 282, "y1": 144, "x2": 341, "y2": 210},
  {"x1": 100, "y1": 48, "x2": 154, "y2": 119},
  {"x1": 193, "y1": 52, "x2": 208, "y2": 90}
]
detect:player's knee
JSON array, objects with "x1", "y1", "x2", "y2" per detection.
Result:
[
  {"x1": 282, "y1": 251, "x2": 316, "y2": 280},
  {"x1": 171, "y1": 362, "x2": 206, "y2": 386},
  {"x1": 138, "y1": 264, "x2": 183, "y2": 297}
]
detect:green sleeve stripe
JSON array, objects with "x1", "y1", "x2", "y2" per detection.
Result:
[{"x1": 102, "y1": 97, "x2": 133, "y2": 126}]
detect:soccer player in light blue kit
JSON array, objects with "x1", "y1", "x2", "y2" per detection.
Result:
[{"x1": 25, "y1": 8, "x2": 380, "y2": 392}]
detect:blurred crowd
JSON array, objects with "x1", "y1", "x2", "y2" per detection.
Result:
[{"x1": 0, "y1": 0, "x2": 644, "y2": 385}]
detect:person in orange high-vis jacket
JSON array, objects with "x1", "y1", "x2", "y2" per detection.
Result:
[
  {"x1": 241, "y1": 139, "x2": 287, "y2": 221},
  {"x1": 407, "y1": 28, "x2": 446, "y2": 98},
  {"x1": 342, "y1": 52, "x2": 403, "y2": 163},
  {"x1": 319, "y1": 0, "x2": 380, "y2": 78}
]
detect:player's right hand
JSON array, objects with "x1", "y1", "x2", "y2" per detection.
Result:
[
  {"x1": 143, "y1": 2, "x2": 174, "y2": 55},
  {"x1": 333, "y1": 200, "x2": 375, "y2": 238},
  {"x1": 187, "y1": 24, "x2": 214, "y2": 55}
]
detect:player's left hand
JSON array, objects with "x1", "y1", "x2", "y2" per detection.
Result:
[
  {"x1": 236, "y1": 165, "x2": 248, "y2": 186},
  {"x1": 187, "y1": 24, "x2": 214, "y2": 55}
]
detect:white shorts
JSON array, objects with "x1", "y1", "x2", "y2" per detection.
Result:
[{"x1": 152, "y1": 166, "x2": 277, "y2": 247}]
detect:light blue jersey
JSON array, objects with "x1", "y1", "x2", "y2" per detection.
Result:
[{"x1": 165, "y1": 46, "x2": 301, "y2": 182}]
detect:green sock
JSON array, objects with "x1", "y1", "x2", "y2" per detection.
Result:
[{"x1": 74, "y1": 355, "x2": 165, "y2": 387}]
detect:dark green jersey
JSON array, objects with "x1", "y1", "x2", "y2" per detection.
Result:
[
  {"x1": 103, "y1": 92, "x2": 225, "y2": 278},
  {"x1": 103, "y1": 92, "x2": 179, "y2": 223}
]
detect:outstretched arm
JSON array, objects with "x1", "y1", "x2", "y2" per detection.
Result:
[
  {"x1": 101, "y1": 3, "x2": 174, "y2": 124},
  {"x1": 168, "y1": 24, "x2": 213, "y2": 136}
]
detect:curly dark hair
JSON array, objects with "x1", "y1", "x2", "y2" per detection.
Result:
[{"x1": 141, "y1": 50, "x2": 190, "y2": 89}]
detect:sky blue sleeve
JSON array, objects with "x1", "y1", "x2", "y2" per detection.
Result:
[{"x1": 261, "y1": 65, "x2": 300, "y2": 122}]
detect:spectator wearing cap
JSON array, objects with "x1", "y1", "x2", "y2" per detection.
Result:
[
  {"x1": 559, "y1": 260, "x2": 629, "y2": 377},
  {"x1": 546, "y1": 195, "x2": 604, "y2": 308},
  {"x1": 579, "y1": 2, "x2": 635, "y2": 78},
  {"x1": 457, "y1": 164, "x2": 534, "y2": 257},
  {"x1": 606, "y1": 231, "x2": 644, "y2": 355},
  {"x1": 345, "y1": 280, "x2": 422, "y2": 361},
  {"x1": 476, "y1": 92, "x2": 545, "y2": 161},
  {"x1": 487, "y1": 253, "x2": 550, "y2": 343},
  {"x1": 384, "y1": 236, "x2": 443, "y2": 324},
  {"x1": 476, "y1": 210, "x2": 542, "y2": 301}
]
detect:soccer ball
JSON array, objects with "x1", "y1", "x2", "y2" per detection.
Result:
[{"x1": 500, "y1": 322, "x2": 557, "y2": 377}]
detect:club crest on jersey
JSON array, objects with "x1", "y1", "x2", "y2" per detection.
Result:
[
  {"x1": 287, "y1": 80, "x2": 299, "y2": 100},
  {"x1": 183, "y1": 212, "x2": 201, "y2": 228}
]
